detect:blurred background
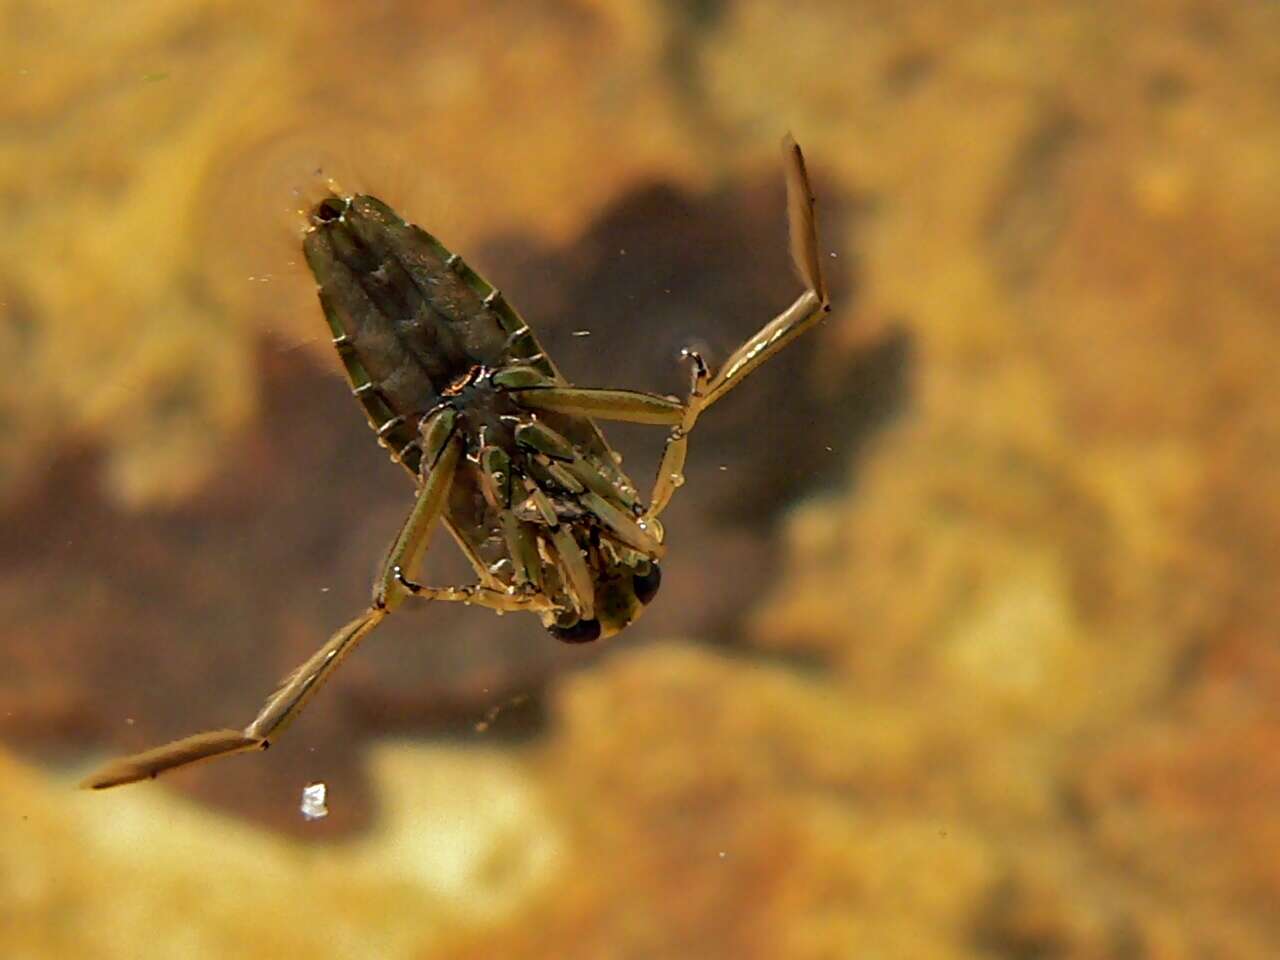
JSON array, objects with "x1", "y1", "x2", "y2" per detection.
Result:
[{"x1": 2, "y1": 0, "x2": 1279, "y2": 956}]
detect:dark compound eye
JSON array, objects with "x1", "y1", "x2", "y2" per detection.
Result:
[
  {"x1": 313, "y1": 197, "x2": 347, "y2": 224},
  {"x1": 632, "y1": 564, "x2": 661, "y2": 605},
  {"x1": 548, "y1": 617, "x2": 602, "y2": 644}
]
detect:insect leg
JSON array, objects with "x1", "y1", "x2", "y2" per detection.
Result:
[
  {"x1": 243, "y1": 610, "x2": 385, "y2": 742},
  {"x1": 521, "y1": 478, "x2": 596, "y2": 621},
  {"x1": 381, "y1": 461, "x2": 551, "y2": 614},
  {"x1": 82, "y1": 414, "x2": 506, "y2": 788},
  {"x1": 81, "y1": 608, "x2": 386, "y2": 788},
  {"x1": 372, "y1": 411, "x2": 463, "y2": 613},
  {"x1": 510, "y1": 138, "x2": 829, "y2": 522},
  {"x1": 650, "y1": 136, "x2": 828, "y2": 518},
  {"x1": 389, "y1": 573, "x2": 551, "y2": 613},
  {"x1": 511, "y1": 387, "x2": 684, "y2": 424},
  {"x1": 377, "y1": 412, "x2": 552, "y2": 616}
]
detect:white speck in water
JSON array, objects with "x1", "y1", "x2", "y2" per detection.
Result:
[
  {"x1": 718, "y1": 851, "x2": 727, "y2": 859},
  {"x1": 571, "y1": 329, "x2": 591, "y2": 337},
  {"x1": 824, "y1": 445, "x2": 833, "y2": 452},
  {"x1": 124, "y1": 717, "x2": 135, "y2": 726},
  {"x1": 320, "y1": 586, "x2": 330, "y2": 593},
  {"x1": 829, "y1": 251, "x2": 838, "y2": 258},
  {"x1": 301, "y1": 782, "x2": 328, "y2": 820},
  {"x1": 718, "y1": 465, "x2": 728, "y2": 472}
]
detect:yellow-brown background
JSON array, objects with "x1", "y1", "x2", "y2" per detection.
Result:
[{"x1": 2, "y1": 1, "x2": 1278, "y2": 956}]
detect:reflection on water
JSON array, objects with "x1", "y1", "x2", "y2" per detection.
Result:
[{"x1": 3, "y1": 0, "x2": 1280, "y2": 956}]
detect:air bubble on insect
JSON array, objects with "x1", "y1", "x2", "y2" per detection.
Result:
[
  {"x1": 668, "y1": 472, "x2": 686, "y2": 489},
  {"x1": 489, "y1": 558, "x2": 513, "y2": 577},
  {"x1": 300, "y1": 782, "x2": 329, "y2": 820}
]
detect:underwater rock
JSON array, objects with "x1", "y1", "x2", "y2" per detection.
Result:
[{"x1": 0, "y1": 741, "x2": 561, "y2": 958}]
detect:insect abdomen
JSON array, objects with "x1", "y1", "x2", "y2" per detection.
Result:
[{"x1": 303, "y1": 195, "x2": 549, "y2": 472}]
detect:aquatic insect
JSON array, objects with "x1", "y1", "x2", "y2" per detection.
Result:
[{"x1": 83, "y1": 138, "x2": 829, "y2": 789}]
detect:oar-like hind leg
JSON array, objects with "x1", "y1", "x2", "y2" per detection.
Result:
[
  {"x1": 509, "y1": 136, "x2": 830, "y2": 525},
  {"x1": 82, "y1": 413, "x2": 467, "y2": 789},
  {"x1": 79, "y1": 608, "x2": 388, "y2": 789}
]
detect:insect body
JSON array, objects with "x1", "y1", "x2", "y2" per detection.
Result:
[
  {"x1": 306, "y1": 191, "x2": 664, "y2": 642},
  {"x1": 83, "y1": 138, "x2": 830, "y2": 788}
]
